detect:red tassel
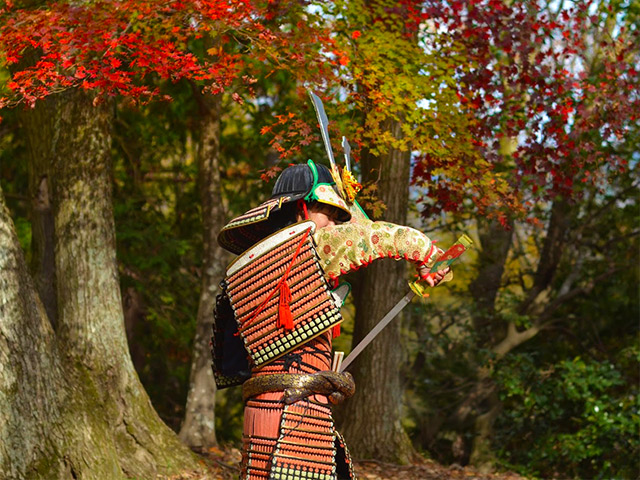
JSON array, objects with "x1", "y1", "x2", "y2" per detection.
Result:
[
  {"x1": 332, "y1": 324, "x2": 341, "y2": 338},
  {"x1": 278, "y1": 280, "x2": 294, "y2": 330}
]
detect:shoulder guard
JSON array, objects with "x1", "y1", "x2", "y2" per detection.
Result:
[{"x1": 224, "y1": 221, "x2": 343, "y2": 369}]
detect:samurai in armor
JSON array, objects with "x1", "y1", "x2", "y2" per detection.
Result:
[{"x1": 212, "y1": 156, "x2": 451, "y2": 480}]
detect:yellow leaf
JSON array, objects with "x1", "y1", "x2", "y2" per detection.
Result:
[{"x1": 499, "y1": 136, "x2": 518, "y2": 155}]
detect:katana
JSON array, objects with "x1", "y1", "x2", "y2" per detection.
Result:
[
  {"x1": 338, "y1": 290, "x2": 415, "y2": 373},
  {"x1": 337, "y1": 234, "x2": 474, "y2": 373}
]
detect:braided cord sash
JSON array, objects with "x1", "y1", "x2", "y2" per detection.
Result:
[{"x1": 242, "y1": 371, "x2": 355, "y2": 405}]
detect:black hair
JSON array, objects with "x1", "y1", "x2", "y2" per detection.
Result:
[{"x1": 265, "y1": 201, "x2": 300, "y2": 233}]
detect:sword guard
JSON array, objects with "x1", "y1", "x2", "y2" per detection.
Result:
[{"x1": 409, "y1": 280, "x2": 430, "y2": 298}]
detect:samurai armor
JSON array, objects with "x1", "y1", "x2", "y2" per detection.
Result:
[{"x1": 215, "y1": 220, "x2": 355, "y2": 479}]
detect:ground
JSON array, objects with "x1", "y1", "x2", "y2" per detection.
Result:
[{"x1": 159, "y1": 446, "x2": 528, "y2": 480}]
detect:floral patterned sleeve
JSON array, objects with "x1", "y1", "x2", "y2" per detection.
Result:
[{"x1": 313, "y1": 218, "x2": 446, "y2": 285}]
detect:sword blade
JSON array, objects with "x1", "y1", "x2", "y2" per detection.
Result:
[
  {"x1": 339, "y1": 290, "x2": 416, "y2": 373},
  {"x1": 308, "y1": 90, "x2": 336, "y2": 167}
]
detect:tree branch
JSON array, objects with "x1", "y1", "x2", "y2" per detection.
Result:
[
  {"x1": 535, "y1": 265, "x2": 621, "y2": 324},
  {"x1": 579, "y1": 229, "x2": 640, "y2": 251},
  {"x1": 573, "y1": 183, "x2": 639, "y2": 237},
  {"x1": 493, "y1": 321, "x2": 543, "y2": 358}
]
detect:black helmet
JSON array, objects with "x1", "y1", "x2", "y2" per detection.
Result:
[
  {"x1": 217, "y1": 160, "x2": 351, "y2": 254},
  {"x1": 271, "y1": 162, "x2": 334, "y2": 201}
]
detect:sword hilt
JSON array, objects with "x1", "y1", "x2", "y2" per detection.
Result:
[{"x1": 408, "y1": 234, "x2": 474, "y2": 297}]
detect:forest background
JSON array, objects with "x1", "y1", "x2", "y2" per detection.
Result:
[{"x1": 0, "y1": 0, "x2": 638, "y2": 479}]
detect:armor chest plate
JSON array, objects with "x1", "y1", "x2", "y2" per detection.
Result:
[{"x1": 225, "y1": 221, "x2": 343, "y2": 369}]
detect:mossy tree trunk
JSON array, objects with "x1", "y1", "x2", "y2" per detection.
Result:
[
  {"x1": 0, "y1": 90, "x2": 200, "y2": 479},
  {"x1": 18, "y1": 61, "x2": 58, "y2": 328},
  {"x1": 338, "y1": 119, "x2": 415, "y2": 463}
]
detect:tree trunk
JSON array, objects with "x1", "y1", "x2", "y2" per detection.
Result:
[
  {"x1": 517, "y1": 199, "x2": 571, "y2": 315},
  {"x1": 0, "y1": 90, "x2": 200, "y2": 479},
  {"x1": 468, "y1": 218, "x2": 513, "y2": 346},
  {"x1": 338, "y1": 120, "x2": 414, "y2": 463},
  {"x1": 0, "y1": 183, "x2": 71, "y2": 479},
  {"x1": 468, "y1": 384, "x2": 502, "y2": 472},
  {"x1": 20, "y1": 97, "x2": 58, "y2": 327},
  {"x1": 179, "y1": 92, "x2": 228, "y2": 450},
  {"x1": 447, "y1": 218, "x2": 513, "y2": 467}
]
